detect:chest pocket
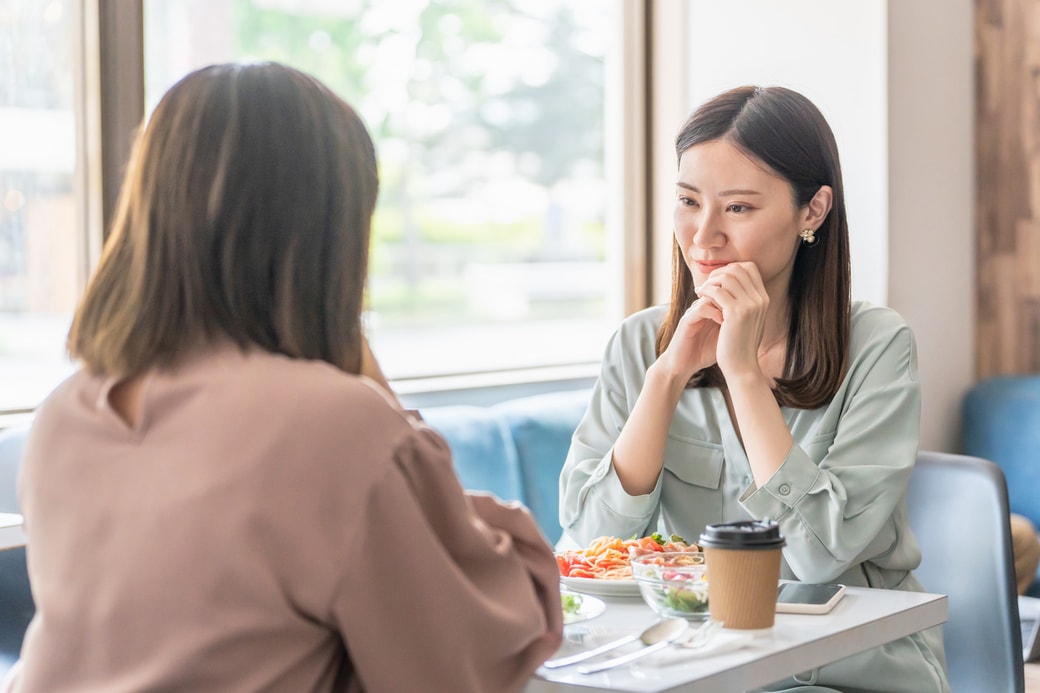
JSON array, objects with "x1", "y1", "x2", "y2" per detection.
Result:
[
  {"x1": 660, "y1": 436, "x2": 724, "y2": 529},
  {"x1": 664, "y1": 436, "x2": 724, "y2": 488}
]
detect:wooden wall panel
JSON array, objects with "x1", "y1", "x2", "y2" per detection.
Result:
[{"x1": 976, "y1": 0, "x2": 1040, "y2": 377}]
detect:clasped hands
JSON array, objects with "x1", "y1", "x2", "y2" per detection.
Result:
[{"x1": 657, "y1": 261, "x2": 772, "y2": 383}]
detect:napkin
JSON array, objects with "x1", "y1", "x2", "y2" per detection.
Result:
[{"x1": 638, "y1": 629, "x2": 756, "y2": 667}]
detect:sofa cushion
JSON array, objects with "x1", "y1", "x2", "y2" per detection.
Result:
[
  {"x1": 419, "y1": 405, "x2": 525, "y2": 506},
  {"x1": 493, "y1": 390, "x2": 590, "y2": 545}
]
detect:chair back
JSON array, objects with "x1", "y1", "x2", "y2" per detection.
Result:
[
  {"x1": 962, "y1": 376, "x2": 1040, "y2": 534},
  {"x1": 907, "y1": 451, "x2": 1024, "y2": 692}
]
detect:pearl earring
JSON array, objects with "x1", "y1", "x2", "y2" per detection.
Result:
[{"x1": 799, "y1": 228, "x2": 818, "y2": 246}]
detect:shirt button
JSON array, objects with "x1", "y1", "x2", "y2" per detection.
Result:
[
  {"x1": 778, "y1": 483, "x2": 792, "y2": 496},
  {"x1": 743, "y1": 475, "x2": 752, "y2": 485}
]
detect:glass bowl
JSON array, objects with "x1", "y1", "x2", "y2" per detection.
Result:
[{"x1": 630, "y1": 551, "x2": 709, "y2": 620}]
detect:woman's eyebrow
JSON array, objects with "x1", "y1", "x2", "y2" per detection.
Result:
[{"x1": 676, "y1": 181, "x2": 762, "y2": 196}]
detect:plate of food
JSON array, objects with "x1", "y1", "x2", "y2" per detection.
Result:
[
  {"x1": 561, "y1": 589, "x2": 606, "y2": 625},
  {"x1": 560, "y1": 575, "x2": 641, "y2": 597},
  {"x1": 556, "y1": 533, "x2": 700, "y2": 597}
]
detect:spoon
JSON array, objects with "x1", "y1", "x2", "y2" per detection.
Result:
[
  {"x1": 543, "y1": 618, "x2": 687, "y2": 669},
  {"x1": 576, "y1": 618, "x2": 689, "y2": 674}
]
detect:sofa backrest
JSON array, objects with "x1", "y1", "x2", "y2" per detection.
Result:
[
  {"x1": 421, "y1": 388, "x2": 591, "y2": 545},
  {"x1": 494, "y1": 390, "x2": 590, "y2": 543},
  {"x1": 419, "y1": 405, "x2": 524, "y2": 503}
]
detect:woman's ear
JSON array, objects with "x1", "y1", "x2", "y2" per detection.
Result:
[{"x1": 803, "y1": 185, "x2": 833, "y2": 229}]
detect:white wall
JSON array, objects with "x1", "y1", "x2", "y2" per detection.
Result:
[
  {"x1": 886, "y1": 0, "x2": 974, "y2": 452},
  {"x1": 682, "y1": 0, "x2": 973, "y2": 450},
  {"x1": 686, "y1": 0, "x2": 888, "y2": 305}
]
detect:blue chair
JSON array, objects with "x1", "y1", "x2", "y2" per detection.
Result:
[
  {"x1": 907, "y1": 451, "x2": 1023, "y2": 693},
  {"x1": 962, "y1": 375, "x2": 1040, "y2": 593}
]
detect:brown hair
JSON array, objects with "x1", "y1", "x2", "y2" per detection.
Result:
[
  {"x1": 69, "y1": 62, "x2": 379, "y2": 377},
  {"x1": 655, "y1": 86, "x2": 851, "y2": 408}
]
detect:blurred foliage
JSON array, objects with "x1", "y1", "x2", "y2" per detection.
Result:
[
  {"x1": 233, "y1": 0, "x2": 603, "y2": 187},
  {"x1": 233, "y1": 0, "x2": 607, "y2": 317}
]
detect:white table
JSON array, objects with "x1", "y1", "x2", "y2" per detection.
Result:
[
  {"x1": 526, "y1": 585, "x2": 947, "y2": 692},
  {"x1": 0, "y1": 513, "x2": 25, "y2": 551}
]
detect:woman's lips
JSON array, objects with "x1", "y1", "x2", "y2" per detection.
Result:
[{"x1": 695, "y1": 261, "x2": 730, "y2": 274}]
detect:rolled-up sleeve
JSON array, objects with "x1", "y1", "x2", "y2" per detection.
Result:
[{"x1": 741, "y1": 322, "x2": 920, "y2": 583}]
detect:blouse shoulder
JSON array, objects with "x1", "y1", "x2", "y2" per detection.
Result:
[
  {"x1": 849, "y1": 301, "x2": 915, "y2": 348},
  {"x1": 605, "y1": 304, "x2": 667, "y2": 354},
  {"x1": 616, "y1": 303, "x2": 668, "y2": 337},
  {"x1": 847, "y1": 300, "x2": 917, "y2": 378},
  {"x1": 590, "y1": 304, "x2": 669, "y2": 382}
]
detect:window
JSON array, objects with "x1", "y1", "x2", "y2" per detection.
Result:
[
  {"x1": 144, "y1": 0, "x2": 623, "y2": 386},
  {"x1": 0, "y1": 0, "x2": 646, "y2": 415},
  {"x1": 0, "y1": 0, "x2": 84, "y2": 413}
]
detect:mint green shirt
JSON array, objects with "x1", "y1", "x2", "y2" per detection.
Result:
[{"x1": 559, "y1": 301, "x2": 949, "y2": 692}]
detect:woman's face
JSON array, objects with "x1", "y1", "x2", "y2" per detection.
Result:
[{"x1": 673, "y1": 138, "x2": 809, "y2": 297}]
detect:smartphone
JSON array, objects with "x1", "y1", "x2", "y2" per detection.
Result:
[{"x1": 775, "y1": 582, "x2": 846, "y2": 614}]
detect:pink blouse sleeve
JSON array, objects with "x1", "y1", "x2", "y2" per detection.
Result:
[{"x1": 333, "y1": 424, "x2": 563, "y2": 693}]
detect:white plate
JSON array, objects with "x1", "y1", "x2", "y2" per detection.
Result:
[
  {"x1": 561, "y1": 575, "x2": 641, "y2": 597},
  {"x1": 562, "y1": 591, "x2": 607, "y2": 625}
]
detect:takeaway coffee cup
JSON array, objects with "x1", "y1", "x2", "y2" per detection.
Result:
[{"x1": 698, "y1": 520, "x2": 786, "y2": 630}]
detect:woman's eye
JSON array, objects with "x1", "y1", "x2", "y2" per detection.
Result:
[
  {"x1": 678, "y1": 196, "x2": 698, "y2": 207},
  {"x1": 727, "y1": 203, "x2": 749, "y2": 213}
]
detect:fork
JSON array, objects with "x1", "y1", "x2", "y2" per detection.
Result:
[{"x1": 576, "y1": 619, "x2": 720, "y2": 674}]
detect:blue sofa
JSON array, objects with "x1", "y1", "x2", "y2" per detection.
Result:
[
  {"x1": 962, "y1": 375, "x2": 1040, "y2": 592},
  {"x1": 419, "y1": 388, "x2": 590, "y2": 546}
]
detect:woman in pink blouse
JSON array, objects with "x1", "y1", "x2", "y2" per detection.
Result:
[{"x1": 5, "y1": 62, "x2": 562, "y2": 692}]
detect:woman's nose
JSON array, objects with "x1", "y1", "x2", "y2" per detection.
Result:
[{"x1": 691, "y1": 208, "x2": 724, "y2": 248}]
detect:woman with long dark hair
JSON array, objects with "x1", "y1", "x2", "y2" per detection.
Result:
[{"x1": 559, "y1": 86, "x2": 948, "y2": 692}]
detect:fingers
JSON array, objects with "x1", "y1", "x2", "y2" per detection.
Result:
[
  {"x1": 701, "y1": 261, "x2": 760, "y2": 290},
  {"x1": 695, "y1": 263, "x2": 768, "y2": 369},
  {"x1": 699, "y1": 261, "x2": 760, "y2": 295},
  {"x1": 683, "y1": 296, "x2": 723, "y2": 325},
  {"x1": 697, "y1": 262, "x2": 766, "y2": 312},
  {"x1": 663, "y1": 298, "x2": 722, "y2": 377}
]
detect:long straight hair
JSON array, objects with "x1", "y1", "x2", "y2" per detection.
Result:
[
  {"x1": 69, "y1": 63, "x2": 379, "y2": 377},
  {"x1": 655, "y1": 86, "x2": 851, "y2": 409}
]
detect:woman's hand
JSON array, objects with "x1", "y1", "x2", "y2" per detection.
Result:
[
  {"x1": 694, "y1": 261, "x2": 794, "y2": 488},
  {"x1": 694, "y1": 262, "x2": 770, "y2": 379},
  {"x1": 653, "y1": 296, "x2": 724, "y2": 383}
]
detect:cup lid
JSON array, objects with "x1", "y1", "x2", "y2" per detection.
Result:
[{"x1": 698, "y1": 519, "x2": 786, "y2": 550}]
